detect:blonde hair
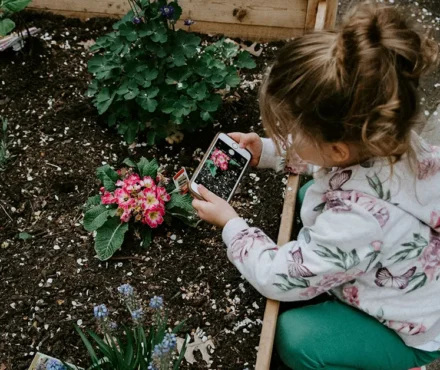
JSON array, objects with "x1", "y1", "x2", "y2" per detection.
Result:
[{"x1": 260, "y1": 2, "x2": 438, "y2": 161}]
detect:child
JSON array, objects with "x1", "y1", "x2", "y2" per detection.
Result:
[{"x1": 192, "y1": 2, "x2": 440, "y2": 370}]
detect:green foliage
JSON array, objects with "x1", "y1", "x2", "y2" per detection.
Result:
[
  {"x1": 0, "y1": 0, "x2": 31, "y2": 36},
  {"x1": 84, "y1": 157, "x2": 197, "y2": 260},
  {"x1": 87, "y1": 0, "x2": 255, "y2": 144},
  {"x1": 72, "y1": 286, "x2": 188, "y2": 370},
  {"x1": 0, "y1": 117, "x2": 14, "y2": 171}
]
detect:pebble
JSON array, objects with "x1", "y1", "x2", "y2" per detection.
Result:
[{"x1": 170, "y1": 234, "x2": 177, "y2": 241}]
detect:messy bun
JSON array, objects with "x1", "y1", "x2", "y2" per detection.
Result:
[{"x1": 260, "y1": 1, "x2": 438, "y2": 161}]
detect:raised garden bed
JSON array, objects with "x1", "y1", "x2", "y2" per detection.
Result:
[{"x1": 0, "y1": 11, "x2": 288, "y2": 369}]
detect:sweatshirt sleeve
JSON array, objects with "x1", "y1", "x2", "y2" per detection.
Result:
[
  {"x1": 257, "y1": 138, "x2": 313, "y2": 175},
  {"x1": 222, "y1": 204, "x2": 384, "y2": 301}
]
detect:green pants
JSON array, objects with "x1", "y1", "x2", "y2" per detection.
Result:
[
  {"x1": 275, "y1": 301, "x2": 440, "y2": 370},
  {"x1": 274, "y1": 181, "x2": 440, "y2": 370}
]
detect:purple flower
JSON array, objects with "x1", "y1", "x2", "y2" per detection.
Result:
[
  {"x1": 46, "y1": 359, "x2": 67, "y2": 370},
  {"x1": 132, "y1": 16, "x2": 142, "y2": 24},
  {"x1": 93, "y1": 304, "x2": 109, "y2": 319},
  {"x1": 161, "y1": 333, "x2": 177, "y2": 352},
  {"x1": 117, "y1": 283, "x2": 134, "y2": 297},
  {"x1": 109, "y1": 321, "x2": 118, "y2": 330},
  {"x1": 159, "y1": 5, "x2": 175, "y2": 19},
  {"x1": 184, "y1": 19, "x2": 195, "y2": 26},
  {"x1": 131, "y1": 308, "x2": 144, "y2": 321},
  {"x1": 149, "y1": 296, "x2": 163, "y2": 309}
]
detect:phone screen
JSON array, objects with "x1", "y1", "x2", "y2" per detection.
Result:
[{"x1": 194, "y1": 138, "x2": 248, "y2": 200}]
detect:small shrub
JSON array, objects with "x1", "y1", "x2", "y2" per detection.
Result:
[
  {"x1": 0, "y1": 116, "x2": 15, "y2": 170},
  {"x1": 73, "y1": 284, "x2": 187, "y2": 369},
  {"x1": 83, "y1": 157, "x2": 196, "y2": 260},
  {"x1": 87, "y1": 0, "x2": 255, "y2": 144},
  {"x1": 0, "y1": 0, "x2": 31, "y2": 36}
]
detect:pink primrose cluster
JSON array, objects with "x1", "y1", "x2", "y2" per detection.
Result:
[
  {"x1": 211, "y1": 148, "x2": 230, "y2": 171},
  {"x1": 100, "y1": 172, "x2": 171, "y2": 228}
]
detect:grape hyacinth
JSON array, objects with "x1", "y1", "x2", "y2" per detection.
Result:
[
  {"x1": 159, "y1": 5, "x2": 175, "y2": 19},
  {"x1": 149, "y1": 295, "x2": 163, "y2": 309},
  {"x1": 150, "y1": 333, "x2": 178, "y2": 368},
  {"x1": 117, "y1": 283, "x2": 134, "y2": 297},
  {"x1": 45, "y1": 359, "x2": 67, "y2": 370},
  {"x1": 131, "y1": 308, "x2": 144, "y2": 321},
  {"x1": 93, "y1": 304, "x2": 109, "y2": 319}
]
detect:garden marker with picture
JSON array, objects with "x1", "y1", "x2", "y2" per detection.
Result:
[{"x1": 83, "y1": 157, "x2": 196, "y2": 260}]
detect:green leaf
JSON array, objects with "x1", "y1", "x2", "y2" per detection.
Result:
[
  {"x1": 313, "y1": 202, "x2": 326, "y2": 212},
  {"x1": 2, "y1": 0, "x2": 31, "y2": 13},
  {"x1": 136, "y1": 87, "x2": 159, "y2": 112},
  {"x1": 175, "y1": 30, "x2": 201, "y2": 57},
  {"x1": 200, "y1": 111, "x2": 212, "y2": 121},
  {"x1": 138, "y1": 23, "x2": 153, "y2": 37},
  {"x1": 168, "y1": 1, "x2": 182, "y2": 21},
  {"x1": 141, "y1": 228, "x2": 152, "y2": 248},
  {"x1": 73, "y1": 324, "x2": 99, "y2": 363},
  {"x1": 94, "y1": 217, "x2": 129, "y2": 261},
  {"x1": 236, "y1": 51, "x2": 256, "y2": 69},
  {"x1": 83, "y1": 205, "x2": 117, "y2": 232},
  {"x1": 119, "y1": 22, "x2": 138, "y2": 41},
  {"x1": 85, "y1": 195, "x2": 102, "y2": 209},
  {"x1": 96, "y1": 88, "x2": 116, "y2": 115},
  {"x1": 166, "y1": 192, "x2": 194, "y2": 213},
  {"x1": 366, "y1": 173, "x2": 384, "y2": 199},
  {"x1": 225, "y1": 69, "x2": 241, "y2": 87},
  {"x1": 86, "y1": 79, "x2": 99, "y2": 98},
  {"x1": 187, "y1": 82, "x2": 207, "y2": 101},
  {"x1": 150, "y1": 25, "x2": 168, "y2": 43},
  {"x1": 125, "y1": 122, "x2": 139, "y2": 144},
  {"x1": 96, "y1": 164, "x2": 119, "y2": 191},
  {"x1": 122, "y1": 158, "x2": 137, "y2": 168},
  {"x1": 0, "y1": 18, "x2": 15, "y2": 36},
  {"x1": 207, "y1": 160, "x2": 217, "y2": 177},
  {"x1": 18, "y1": 232, "x2": 32, "y2": 240},
  {"x1": 137, "y1": 157, "x2": 159, "y2": 178},
  {"x1": 198, "y1": 94, "x2": 222, "y2": 113},
  {"x1": 147, "y1": 131, "x2": 156, "y2": 145}
]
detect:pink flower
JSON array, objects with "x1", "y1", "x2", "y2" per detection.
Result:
[
  {"x1": 120, "y1": 208, "x2": 131, "y2": 223},
  {"x1": 124, "y1": 174, "x2": 141, "y2": 191},
  {"x1": 116, "y1": 180, "x2": 125, "y2": 187},
  {"x1": 371, "y1": 241, "x2": 383, "y2": 252},
  {"x1": 141, "y1": 190, "x2": 160, "y2": 210},
  {"x1": 230, "y1": 229, "x2": 273, "y2": 263},
  {"x1": 419, "y1": 233, "x2": 440, "y2": 281},
  {"x1": 430, "y1": 210, "x2": 440, "y2": 232},
  {"x1": 156, "y1": 187, "x2": 171, "y2": 203},
  {"x1": 100, "y1": 187, "x2": 106, "y2": 194},
  {"x1": 352, "y1": 192, "x2": 390, "y2": 227},
  {"x1": 143, "y1": 205, "x2": 164, "y2": 228},
  {"x1": 140, "y1": 176, "x2": 154, "y2": 189},
  {"x1": 384, "y1": 320, "x2": 427, "y2": 335},
  {"x1": 342, "y1": 285, "x2": 360, "y2": 306},
  {"x1": 115, "y1": 188, "x2": 133, "y2": 208},
  {"x1": 101, "y1": 191, "x2": 116, "y2": 205},
  {"x1": 300, "y1": 271, "x2": 361, "y2": 299},
  {"x1": 418, "y1": 157, "x2": 440, "y2": 180},
  {"x1": 211, "y1": 148, "x2": 230, "y2": 171}
]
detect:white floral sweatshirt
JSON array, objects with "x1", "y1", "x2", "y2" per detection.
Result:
[{"x1": 222, "y1": 133, "x2": 440, "y2": 351}]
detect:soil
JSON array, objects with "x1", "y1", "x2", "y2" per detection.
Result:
[{"x1": 0, "y1": 11, "x2": 287, "y2": 370}]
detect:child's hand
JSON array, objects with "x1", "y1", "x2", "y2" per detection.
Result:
[
  {"x1": 228, "y1": 132, "x2": 262, "y2": 167},
  {"x1": 192, "y1": 185, "x2": 239, "y2": 228}
]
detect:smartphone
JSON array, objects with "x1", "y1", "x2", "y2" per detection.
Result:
[{"x1": 190, "y1": 133, "x2": 251, "y2": 202}]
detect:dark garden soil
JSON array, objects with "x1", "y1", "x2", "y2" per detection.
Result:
[{"x1": 0, "y1": 11, "x2": 289, "y2": 370}]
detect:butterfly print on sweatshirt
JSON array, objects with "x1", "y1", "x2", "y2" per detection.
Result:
[
  {"x1": 374, "y1": 266, "x2": 416, "y2": 290},
  {"x1": 288, "y1": 247, "x2": 316, "y2": 278}
]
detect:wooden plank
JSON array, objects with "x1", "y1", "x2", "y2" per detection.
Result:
[
  {"x1": 28, "y1": 7, "x2": 304, "y2": 41},
  {"x1": 30, "y1": 0, "x2": 308, "y2": 28},
  {"x1": 324, "y1": 0, "x2": 338, "y2": 29},
  {"x1": 175, "y1": 21, "x2": 304, "y2": 42},
  {"x1": 255, "y1": 174, "x2": 300, "y2": 370},
  {"x1": 304, "y1": 0, "x2": 320, "y2": 31},
  {"x1": 315, "y1": 1, "x2": 327, "y2": 31}
]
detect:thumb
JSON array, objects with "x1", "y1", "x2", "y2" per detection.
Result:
[
  {"x1": 198, "y1": 185, "x2": 221, "y2": 203},
  {"x1": 239, "y1": 133, "x2": 255, "y2": 149}
]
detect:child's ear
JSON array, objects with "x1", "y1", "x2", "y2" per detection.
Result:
[{"x1": 329, "y1": 142, "x2": 350, "y2": 163}]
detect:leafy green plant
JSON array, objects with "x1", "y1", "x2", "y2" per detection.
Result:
[
  {"x1": 72, "y1": 284, "x2": 187, "y2": 370},
  {"x1": 0, "y1": 116, "x2": 14, "y2": 170},
  {"x1": 0, "y1": 0, "x2": 31, "y2": 36},
  {"x1": 83, "y1": 157, "x2": 196, "y2": 260},
  {"x1": 87, "y1": 0, "x2": 255, "y2": 144}
]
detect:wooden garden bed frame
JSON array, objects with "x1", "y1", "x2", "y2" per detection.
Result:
[
  {"x1": 29, "y1": 0, "x2": 337, "y2": 41},
  {"x1": 27, "y1": 0, "x2": 338, "y2": 368}
]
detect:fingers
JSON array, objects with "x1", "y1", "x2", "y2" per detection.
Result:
[{"x1": 198, "y1": 184, "x2": 221, "y2": 203}]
